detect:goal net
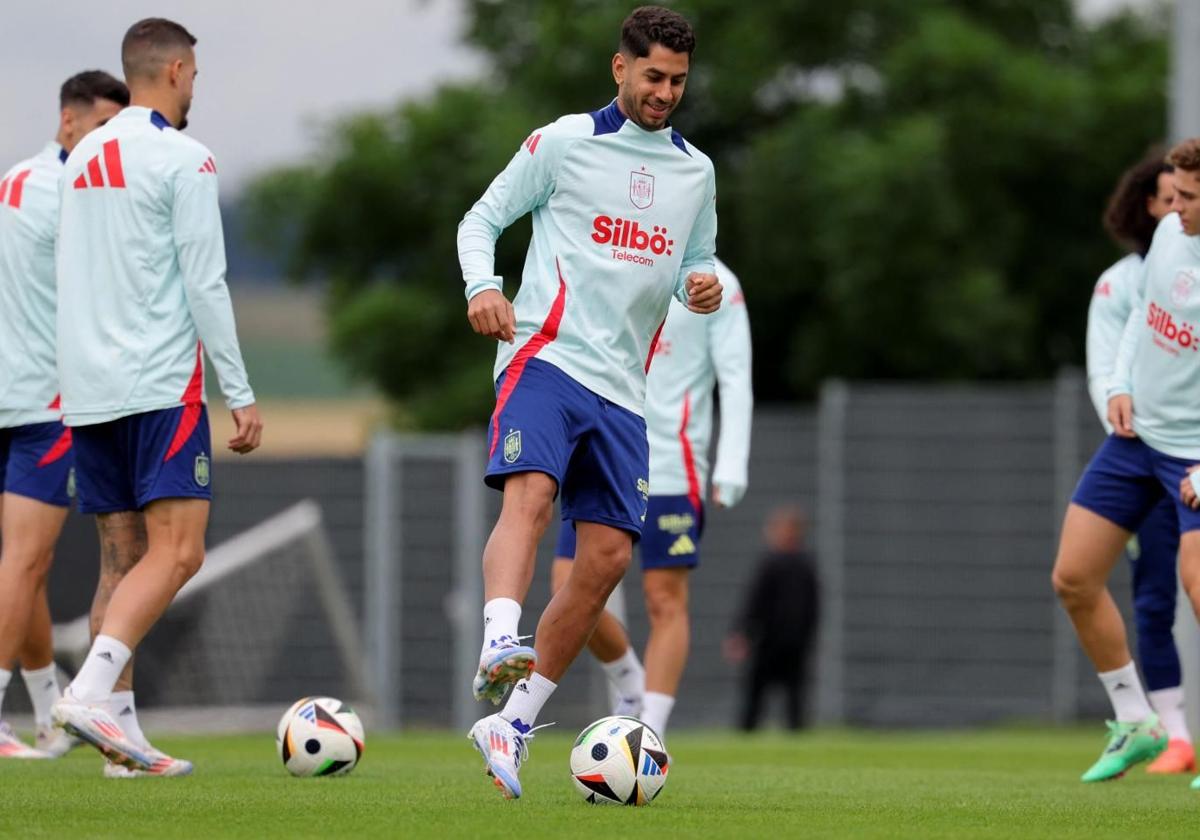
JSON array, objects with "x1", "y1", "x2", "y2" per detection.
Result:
[{"x1": 48, "y1": 500, "x2": 368, "y2": 727}]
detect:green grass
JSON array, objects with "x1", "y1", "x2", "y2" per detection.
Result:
[{"x1": 2, "y1": 728, "x2": 1198, "y2": 839}]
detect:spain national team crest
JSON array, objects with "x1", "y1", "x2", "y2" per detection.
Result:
[
  {"x1": 194, "y1": 454, "x2": 211, "y2": 487},
  {"x1": 503, "y1": 430, "x2": 522, "y2": 464},
  {"x1": 1173, "y1": 270, "x2": 1198, "y2": 307},
  {"x1": 630, "y1": 170, "x2": 654, "y2": 209}
]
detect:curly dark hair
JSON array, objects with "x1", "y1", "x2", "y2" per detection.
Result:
[
  {"x1": 620, "y1": 6, "x2": 696, "y2": 58},
  {"x1": 1103, "y1": 150, "x2": 1173, "y2": 257}
]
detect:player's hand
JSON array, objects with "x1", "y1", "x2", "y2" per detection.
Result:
[
  {"x1": 467, "y1": 289, "x2": 516, "y2": 344},
  {"x1": 712, "y1": 481, "x2": 746, "y2": 509},
  {"x1": 1107, "y1": 394, "x2": 1135, "y2": 438},
  {"x1": 228, "y1": 404, "x2": 263, "y2": 454},
  {"x1": 1182, "y1": 466, "x2": 1200, "y2": 510},
  {"x1": 685, "y1": 272, "x2": 722, "y2": 314}
]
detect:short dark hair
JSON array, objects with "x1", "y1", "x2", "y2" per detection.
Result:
[
  {"x1": 620, "y1": 6, "x2": 696, "y2": 58},
  {"x1": 60, "y1": 70, "x2": 129, "y2": 111},
  {"x1": 1103, "y1": 150, "x2": 1174, "y2": 256},
  {"x1": 122, "y1": 17, "x2": 197, "y2": 82}
]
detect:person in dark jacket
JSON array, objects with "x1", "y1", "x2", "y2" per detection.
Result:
[{"x1": 723, "y1": 505, "x2": 818, "y2": 730}]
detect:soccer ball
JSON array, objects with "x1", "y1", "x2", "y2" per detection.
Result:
[
  {"x1": 276, "y1": 696, "x2": 365, "y2": 777},
  {"x1": 569, "y1": 715, "x2": 669, "y2": 805}
]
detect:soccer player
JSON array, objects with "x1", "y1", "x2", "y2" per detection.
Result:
[
  {"x1": 50, "y1": 18, "x2": 262, "y2": 776},
  {"x1": 457, "y1": 6, "x2": 721, "y2": 799},
  {"x1": 549, "y1": 255, "x2": 752, "y2": 739},
  {"x1": 1053, "y1": 137, "x2": 1200, "y2": 784},
  {"x1": 0, "y1": 71, "x2": 128, "y2": 760},
  {"x1": 1085, "y1": 153, "x2": 1193, "y2": 773}
]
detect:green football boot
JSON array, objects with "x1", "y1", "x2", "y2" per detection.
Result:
[{"x1": 1081, "y1": 715, "x2": 1167, "y2": 783}]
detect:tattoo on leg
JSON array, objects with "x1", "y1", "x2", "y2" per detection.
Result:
[{"x1": 90, "y1": 512, "x2": 148, "y2": 637}]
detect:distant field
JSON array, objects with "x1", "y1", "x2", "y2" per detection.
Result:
[{"x1": 4, "y1": 728, "x2": 1200, "y2": 839}]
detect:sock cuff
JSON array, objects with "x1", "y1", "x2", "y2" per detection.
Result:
[
  {"x1": 21, "y1": 663, "x2": 57, "y2": 679},
  {"x1": 95, "y1": 635, "x2": 133, "y2": 659},
  {"x1": 529, "y1": 671, "x2": 558, "y2": 692},
  {"x1": 0, "y1": 667, "x2": 11, "y2": 687}
]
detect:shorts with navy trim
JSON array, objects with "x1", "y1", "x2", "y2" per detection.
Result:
[
  {"x1": 0, "y1": 421, "x2": 74, "y2": 507},
  {"x1": 555, "y1": 494, "x2": 704, "y2": 568},
  {"x1": 1072, "y1": 434, "x2": 1200, "y2": 534},
  {"x1": 72, "y1": 405, "x2": 212, "y2": 514},
  {"x1": 484, "y1": 358, "x2": 649, "y2": 538}
]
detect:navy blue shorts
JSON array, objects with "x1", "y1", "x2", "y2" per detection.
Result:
[
  {"x1": 1072, "y1": 434, "x2": 1200, "y2": 534},
  {"x1": 485, "y1": 358, "x2": 649, "y2": 537},
  {"x1": 72, "y1": 405, "x2": 212, "y2": 514},
  {"x1": 555, "y1": 495, "x2": 705, "y2": 569},
  {"x1": 0, "y1": 422, "x2": 74, "y2": 507}
]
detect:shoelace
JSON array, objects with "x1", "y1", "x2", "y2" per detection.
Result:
[
  {"x1": 511, "y1": 722, "x2": 555, "y2": 766},
  {"x1": 489, "y1": 634, "x2": 534, "y2": 651}
]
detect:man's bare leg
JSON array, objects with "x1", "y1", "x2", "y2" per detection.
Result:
[
  {"x1": 89, "y1": 512, "x2": 147, "y2": 693},
  {"x1": 474, "y1": 472, "x2": 557, "y2": 703},
  {"x1": 640, "y1": 567, "x2": 690, "y2": 736},
  {"x1": 550, "y1": 558, "x2": 629, "y2": 662}
]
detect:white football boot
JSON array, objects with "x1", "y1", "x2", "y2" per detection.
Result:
[
  {"x1": 50, "y1": 690, "x2": 152, "y2": 771},
  {"x1": 103, "y1": 744, "x2": 194, "y2": 779},
  {"x1": 473, "y1": 636, "x2": 537, "y2": 705},
  {"x1": 0, "y1": 721, "x2": 49, "y2": 759},
  {"x1": 468, "y1": 714, "x2": 539, "y2": 799}
]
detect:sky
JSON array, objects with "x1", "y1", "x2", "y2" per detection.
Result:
[
  {"x1": 0, "y1": 0, "x2": 483, "y2": 189},
  {"x1": 0, "y1": 0, "x2": 1154, "y2": 192}
]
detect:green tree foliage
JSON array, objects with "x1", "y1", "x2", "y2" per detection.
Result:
[{"x1": 246, "y1": 1, "x2": 1166, "y2": 426}]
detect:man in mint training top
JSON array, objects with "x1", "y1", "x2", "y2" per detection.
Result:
[
  {"x1": 457, "y1": 5, "x2": 722, "y2": 799},
  {"x1": 51, "y1": 18, "x2": 262, "y2": 777},
  {"x1": 0, "y1": 70, "x2": 127, "y2": 761}
]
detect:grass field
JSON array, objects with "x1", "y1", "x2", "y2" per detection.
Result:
[{"x1": 2, "y1": 728, "x2": 1198, "y2": 839}]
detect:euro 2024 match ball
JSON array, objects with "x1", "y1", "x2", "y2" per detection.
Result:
[
  {"x1": 569, "y1": 715, "x2": 669, "y2": 805},
  {"x1": 276, "y1": 696, "x2": 365, "y2": 777}
]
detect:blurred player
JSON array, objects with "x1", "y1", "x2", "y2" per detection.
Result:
[
  {"x1": 50, "y1": 18, "x2": 262, "y2": 777},
  {"x1": 0, "y1": 71, "x2": 128, "y2": 760},
  {"x1": 457, "y1": 6, "x2": 721, "y2": 799},
  {"x1": 549, "y1": 255, "x2": 752, "y2": 739},
  {"x1": 1053, "y1": 138, "x2": 1200, "y2": 783},
  {"x1": 1086, "y1": 152, "x2": 1192, "y2": 773}
]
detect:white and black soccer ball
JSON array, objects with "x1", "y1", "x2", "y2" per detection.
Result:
[
  {"x1": 570, "y1": 715, "x2": 669, "y2": 805},
  {"x1": 276, "y1": 696, "x2": 365, "y2": 777}
]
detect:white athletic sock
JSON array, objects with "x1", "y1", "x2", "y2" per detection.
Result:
[
  {"x1": 0, "y1": 667, "x2": 10, "y2": 716},
  {"x1": 69, "y1": 635, "x2": 131, "y2": 704},
  {"x1": 107, "y1": 691, "x2": 149, "y2": 749},
  {"x1": 20, "y1": 664, "x2": 60, "y2": 728},
  {"x1": 1098, "y1": 662, "x2": 1153, "y2": 723},
  {"x1": 641, "y1": 691, "x2": 676, "y2": 737},
  {"x1": 481, "y1": 598, "x2": 522, "y2": 657},
  {"x1": 1148, "y1": 686, "x2": 1192, "y2": 743},
  {"x1": 499, "y1": 672, "x2": 556, "y2": 730},
  {"x1": 601, "y1": 647, "x2": 645, "y2": 701}
]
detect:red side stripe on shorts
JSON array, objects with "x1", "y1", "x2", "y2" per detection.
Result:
[
  {"x1": 164, "y1": 343, "x2": 204, "y2": 463},
  {"x1": 36, "y1": 428, "x2": 73, "y2": 468},
  {"x1": 679, "y1": 391, "x2": 702, "y2": 514},
  {"x1": 488, "y1": 261, "x2": 568, "y2": 459}
]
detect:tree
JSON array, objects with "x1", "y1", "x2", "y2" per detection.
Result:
[{"x1": 245, "y1": 1, "x2": 1167, "y2": 425}]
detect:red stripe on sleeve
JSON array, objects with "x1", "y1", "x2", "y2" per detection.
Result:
[
  {"x1": 73, "y1": 173, "x2": 87, "y2": 190},
  {"x1": 0, "y1": 177, "x2": 9, "y2": 204},
  {"x1": 678, "y1": 391, "x2": 703, "y2": 514}
]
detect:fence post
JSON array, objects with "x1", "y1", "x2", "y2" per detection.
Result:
[
  {"x1": 815, "y1": 380, "x2": 847, "y2": 725},
  {"x1": 365, "y1": 433, "x2": 401, "y2": 729},
  {"x1": 1051, "y1": 369, "x2": 1082, "y2": 723},
  {"x1": 452, "y1": 432, "x2": 487, "y2": 732}
]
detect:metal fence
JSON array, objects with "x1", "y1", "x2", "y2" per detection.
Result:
[{"x1": 15, "y1": 370, "x2": 1185, "y2": 731}]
